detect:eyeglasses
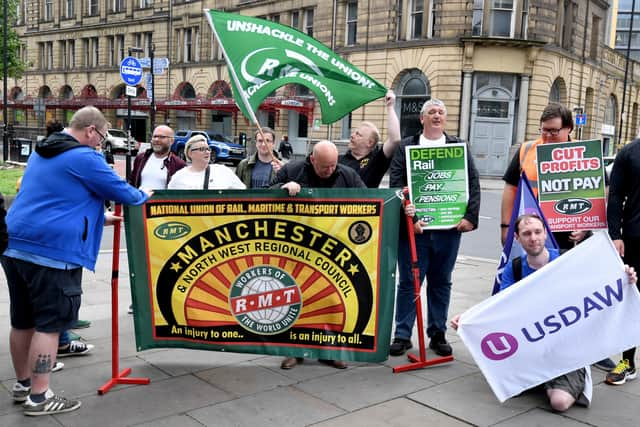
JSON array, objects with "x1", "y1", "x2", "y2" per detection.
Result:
[
  {"x1": 539, "y1": 127, "x2": 565, "y2": 136},
  {"x1": 190, "y1": 146, "x2": 211, "y2": 152},
  {"x1": 94, "y1": 127, "x2": 106, "y2": 144},
  {"x1": 152, "y1": 135, "x2": 173, "y2": 140}
]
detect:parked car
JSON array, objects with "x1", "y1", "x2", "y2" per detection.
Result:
[
  {"x1": 104, "y1": 129, "x2": 138, "y2": 154},
  {"x1": 172, "y1": 130, "x2": 246, "y2": 164}
]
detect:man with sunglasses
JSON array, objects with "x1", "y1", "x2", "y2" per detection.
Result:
[
  {"x1": 501, "y1": 103, "x2": 589, "y2": 250},
  {"x1": 2, "y1": 106, "x2": 151, "y2": 416},
  {"x1": 129, "y1": 125, "x2": 186, "y2": 189}
]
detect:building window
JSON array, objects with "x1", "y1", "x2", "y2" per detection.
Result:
[
  {"x1": 87, "y1": 0, "x2": 98, "y2": 16},
  {"x1": 116, "y1": 35, "x2": 124, "y2": 62},
  {"x1": 144, "y1": 32, "x2": 153, "y2": 56},
  {"x1": 559, "y1": 0, "x2": 573, "y2": 49},
  {"x1": 60, "y1": 41, "x2": 67, "y2": 69},
  {"x1": 590, "y1": 15, "x2": 600, "y2": 60},
  {"x1": 291, "y1": 11, "x2": 299, "y2": 29},
  {"x1": 92, "y1": 37, "x2": 99, "y2": 67},
  {"x1": 271, "y1": 14, "x2": 280, "y2": 23},
  {"x1": 490, "y1": 0, "x2": 513, "y2": 37},
  {"x1": 113, "y1": 0, "x2": 124, "y2": 13},
  {"x1": 520, "y1": 0, "x2": 528, "y2": 38},
  {"x1": 397, "y1": 70, "x2": 431, "y2": 138},
  {"x1": 16, "y1": 0, "x2": 23, "y2": 24},
  {"x1": 83, "y1": 38, "x2": 90, "y2": 67},
  {"x1": 549, "y1": 78, "x2": 565, "y2": 104},
  {"x1": 472, "y1": 0, "x2": 484, "y2": 35},
  {"x1": 184, "y1": 28, "x2": 193, "y2": 62},
  {"x1": 69, "y1": 40, "x2": 75, "y2": 68},
  {"x1": 304, "y1": 9, "x2": 314, "y2": 36},
  {"x1": 46, "y1": 42, "x2": 53, "y2": 69},
  {"x1": 44, "y1": 0, "x2": 53, "y2": 21},
  {"x1": 107, "y1": 36, "x2": 115, "y2": 66},
  {"x1": 139, "y1": 0, "x2": 152, "y2": 8},
  {"x1": 65, "y1": 0, "x2": 74, "y2": 18},
  {"x1": 409, "y1": 0, "x2": 423, "y2": 39},
  {"x1": 346, "y1": 1, "x2": 357, "y2": 45},
  {"x1": 395, "y1": 0, "x2": 403, "y2": 40}
]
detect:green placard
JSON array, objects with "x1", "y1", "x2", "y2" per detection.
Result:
[
  {"x1": 124, "y1": 188, "x2": 400, "y2": 362},
  {"x1": 406, "y1": 143, "x2": 469, "y2": 229}
]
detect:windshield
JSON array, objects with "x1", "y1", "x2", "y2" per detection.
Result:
[
  {"x1": 208, "y1": 132, "x2": 232, "y2": 143},
  {"x1": 109, "y1": 129, "x2": 127, "y2": 138}
]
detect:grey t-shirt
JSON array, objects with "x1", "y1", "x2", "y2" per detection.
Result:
[{"x1": 251, "y1": 160, "x2": 273, "y2": 188}]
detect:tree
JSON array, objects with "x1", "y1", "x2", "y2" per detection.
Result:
[{"x1": 1, "y1": 0, "x2": 27, "y2": 79}]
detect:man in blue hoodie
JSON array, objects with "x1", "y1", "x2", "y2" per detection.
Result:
[{"x1": 2, "y1": 106, "x2": 151, "y2": 416}]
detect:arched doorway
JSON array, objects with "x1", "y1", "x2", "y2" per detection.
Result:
[
  {"x1": 59, "y1": 85, "x2": 74, "y2": 124},
  {"x1": 470, "y1": 73, "x2": 517, "y2": 176},
  {"x1": 112, "y1": 83, "x2": 148, "y2": 142},
  {"x1": 10, "y1": 87, "x2": 25, "y2": 123},
  {"x1": 174, "y1": 82, "x2": 197, "y2": 130},
  {"x1": 395, "y1": 69, "x2": 431, "y2": 138},
  {"x1": 207, "y1": 80, "x2": 233, "y2": 138}
]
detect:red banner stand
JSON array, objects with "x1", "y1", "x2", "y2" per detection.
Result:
[
  {"x1": 393, "y1": 190, "x2": 454, "y2": 373},
  {"x1": 98, "y1": 204, "x2": 150, "y2": 395}
]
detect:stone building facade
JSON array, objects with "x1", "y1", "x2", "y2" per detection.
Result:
[{"x1": 5, "y1": 0, "x2": 639, "y2": 175}]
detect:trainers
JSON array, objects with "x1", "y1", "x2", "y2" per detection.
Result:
[
  {"x1": 72, "y1": 319, "x2": 91, "y2": 329},
  {"x1": 593, "y1": 357, "x2": 617, "y2": 372},
  {"x1": 11, "y1": 382, "x2": 30, "y2": 403},
  {"x1": 23, "y1": 390, "x2": 81, "y2": 416},
  {"x1": 57, "y1": 340, "x2": 94, "y2": 357},
  {"x1": 429, "y1": 332, "x2": 453, "y2": 356},
  {"x1": 128, "y1": 304, "x2": 134, "y2": 314},
  {"x1": 389, "y1": 338, "x2": 413, "y2": 356},
  {"x1": 52, "y1": 361, "x2": 64, "y2": 373},
  {"x1": 606, "y1": 359, "x2": 637, "y2": 385}
]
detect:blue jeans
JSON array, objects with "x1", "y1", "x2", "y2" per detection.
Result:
[
  {"x1": 59, "y1": 330, "x2": 70, "y2": 346},
  {"x1": 394, "y1": 229, "x2": 461, "y2": 340}
]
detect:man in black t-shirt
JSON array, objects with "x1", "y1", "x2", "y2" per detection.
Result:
[{"x1": 338, "y1": 90, "x2": 401, "y2": 188}]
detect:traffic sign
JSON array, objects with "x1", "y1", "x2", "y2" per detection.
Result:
[
  {"x1": 154, "y1": 57, "x2": 170, "y2": 68},
  {"x1": 120, "y1": 56, "x2": 143, "y2": 86},
  {"x1": 125, "y1": 85, "x2": 137, "y2": 97},
  {"x1": 145, "y1": 73, "x2": 153, "y2": 100},
  {"x1": 575, "y1": 114, "x2": 587, "y2": 126}
]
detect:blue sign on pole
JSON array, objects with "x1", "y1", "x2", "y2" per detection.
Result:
[
  {"x1": 576, "y1": 114, "x2": 587, "y2": 126},
  {"x1": 120, "y1": 56, "x2": 143, "y2": 86}
]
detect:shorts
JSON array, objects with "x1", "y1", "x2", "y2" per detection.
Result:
[
  {"x1": 1, "y1": 255, "x2": 82, "y2": 333},
  {"x1": 544, "y1": 368, "x2": 587, "y2": 404}
]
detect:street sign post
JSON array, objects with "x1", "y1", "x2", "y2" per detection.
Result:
[{"x1": 120, "y1": 56, "x2": 143, "y2": 86}]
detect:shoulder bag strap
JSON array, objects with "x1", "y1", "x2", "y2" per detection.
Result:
[{"x1": 203, "y1": 165, "x2": 210, "y2": 190}]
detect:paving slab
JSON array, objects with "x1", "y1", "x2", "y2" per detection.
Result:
[
  {"x1": 195, "y1": 361, "x2": 297, "y2": 397},
  {"x1": 54, "y1": 375, "x2": 232, "y2": 427},
  {"x1": 408, "y1": 372, "x2": 545, "y2": 426},
  {"x1": 310, "y1": 397, "x2": 472, "y2": 427},
  {"x1": 493, "y1": 408, "x2": 592, "y2": 426},
  {"x1": 296, "y1": 364, "x2": 436, "y2": 412},
  {"x1": 187, "y1": 385, "x2": 344, "y2": 427}
]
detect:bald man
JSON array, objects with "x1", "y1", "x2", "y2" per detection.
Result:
[
  {"x1": 271, "y1": 140, "x2": 366, "y2": 196},
  {"x1": 270, "y1": 140, "x2": 365, "y2": 369},
  {"x1": 129, "y1": 125, "x2": 186, "y2": 189}
]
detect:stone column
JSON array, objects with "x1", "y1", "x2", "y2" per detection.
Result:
[
  {"x1": 516, "y1": 75, "x2": 530, "y2": 144},
  {"x1": 460, "y1": 71, "x2": 473, "y2": 141}
]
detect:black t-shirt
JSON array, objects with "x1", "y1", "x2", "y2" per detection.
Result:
[
  {"x1": 339, "y1": 146, "x2": 391, "y2": 188},
  {"x1": 502, "y1": 148, "x2": 575, "y2": 249}
]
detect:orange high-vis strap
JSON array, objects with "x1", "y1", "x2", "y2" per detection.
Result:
[{"x1": 518, "y1": 138, "x2": 544, "y2": 198}]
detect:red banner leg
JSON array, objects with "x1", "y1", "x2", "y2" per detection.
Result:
[
  {"x1": 393, "y1": 190, "x2": 454, "y2": 373},
  {"x1": 98, "y1": 204, "x2": 150, "y2": 395}
]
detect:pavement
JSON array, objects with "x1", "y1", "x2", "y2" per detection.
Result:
[{"x1": 0, "y1": 181, "x2": 639, "y2": 426}]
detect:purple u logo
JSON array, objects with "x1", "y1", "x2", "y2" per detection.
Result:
[{"x1": 481, "y1": 332, "x2": 519, "y2": 360}]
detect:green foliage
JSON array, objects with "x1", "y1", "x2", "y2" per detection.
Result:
[
  {"x1": 0, "y1": 165, "x2": 24, "y2": 196},
  {"x1": 0, "y1": 0, "x2": 27, "y2": 79}
]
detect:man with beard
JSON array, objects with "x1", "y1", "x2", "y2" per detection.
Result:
[{"x1": 129, "y1": 125, "x2": 186, "y2": 189}]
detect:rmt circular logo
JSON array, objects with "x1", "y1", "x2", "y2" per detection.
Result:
[
  {"x1": 229, "y1": 266, "x2": 302, "y2": 335},
  {"x1": 480, "y1": 332, "x2": 519, "y2": 361}
]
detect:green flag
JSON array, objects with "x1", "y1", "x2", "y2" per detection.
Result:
[{"x1": 205, "y1": 10, "x2": 387, "y2": 124}]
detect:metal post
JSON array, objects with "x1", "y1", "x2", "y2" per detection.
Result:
[
  {"x1": 126, "y1": 46, "x2": 144, "y2": 180},
  {"x1": 150, "y1": 44, "x2": 155, "y2": 137},
  {"x1": 618, "y1": 0, "x2": 636, "y2": 152},
  {"x1": 3, "y1": 0, "x2": 9, "y2": 162}
]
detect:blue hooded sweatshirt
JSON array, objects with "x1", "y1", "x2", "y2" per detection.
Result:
[{"x1": 6, "y1": 131, "x2": 148, "y2": 270}]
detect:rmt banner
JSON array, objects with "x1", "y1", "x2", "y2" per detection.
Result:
[
  {"x1": 458, "y1": 231, "x2": 640, "y2": 402},
  {"x1": 124, "y1": 189, "x2": 400, "y2": 362},
  {"x1": 536, "y1": 139, "x2": 607, "y2": 232}
]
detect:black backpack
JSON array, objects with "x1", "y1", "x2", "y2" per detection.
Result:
[{"x1": 512, "y1": 256, "x2": 523, "y2": 282}]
